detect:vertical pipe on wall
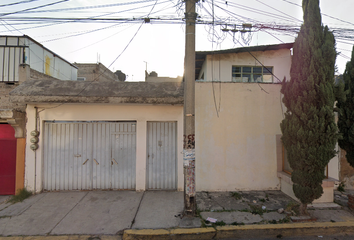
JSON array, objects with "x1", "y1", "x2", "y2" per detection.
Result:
[{"x1": 34, "y1": 106, "x2": 38, "y2": 193}]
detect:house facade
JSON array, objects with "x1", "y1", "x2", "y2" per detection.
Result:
[
  {"x1": 10, "y1": 80, "x2": 184, "y2": 193},
  {"x1": 5, "y1": 41, "x2": 341, "y2": 204},
  {"x1": 194, "y1": 43, "x2": 338, "y2": 203},
  {"x1": 75, "y1": 63, "x2": 121, "y2": 82},
  {"x1": 0, "y1": 35, "x2": 78, "y2": 195}
]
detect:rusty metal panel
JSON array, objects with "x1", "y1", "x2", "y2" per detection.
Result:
[
  {"x1": 43, "y1": 49, "x2": 54, "y2": 77},
  {"x1": 147, "y1": 122, "x2": 177, "y2": 190},
  {"x1": 111, "y1": 122, "x2": 136, "y2": 190},
  {"x1": 27, "y1": 38, "x2": 76, "y2": 80}
]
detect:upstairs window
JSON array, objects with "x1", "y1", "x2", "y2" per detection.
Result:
[{"x1": 232, "y1": 66, "x2": 273, "y2": 83}]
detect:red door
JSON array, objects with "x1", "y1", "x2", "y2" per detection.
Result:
[{"x1": 0, "y1": 124, "x2": 16, "y2": 195}]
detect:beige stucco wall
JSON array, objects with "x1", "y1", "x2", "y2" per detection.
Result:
[
  {"x1": 24, "y1": 104, "x2": 183, "y2": 193},
  {"x1": 196, "y1": 82, "x2": 284, "y2": 191},
  {"x1": 198, "y1": 49, "x2": 292, "y2": 82}
]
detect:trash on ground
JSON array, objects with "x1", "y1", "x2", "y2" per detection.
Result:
[{"x1": 206, "y1": 217, "x2": 217, "y2": 223}]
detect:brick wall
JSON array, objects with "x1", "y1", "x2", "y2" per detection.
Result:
[{"x1": 340, "y1": 148, "x2": 354, "y2": 189}]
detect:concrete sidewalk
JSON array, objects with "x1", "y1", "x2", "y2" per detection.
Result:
[{"x1": 0, "y1": 190, "x2": 354, "y2": 239}]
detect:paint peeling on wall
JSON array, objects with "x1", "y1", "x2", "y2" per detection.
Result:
[{"x1": 186, "y1": 159, "x2": 195, "y2": 195}]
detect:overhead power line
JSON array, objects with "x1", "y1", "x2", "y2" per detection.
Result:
[
  {"x1": 0, "y1": 0, "x2": 69, "y2": 17},
  {"x1": 0, "y1": 0, "x2": 40, "y2": 8},
  {"x1": 10, "y1": 0, "x2": 159, "y2": 14}
]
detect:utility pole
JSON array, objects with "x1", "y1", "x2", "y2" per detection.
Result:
[{"x1": 183, "y1": 0, "x2": 197, "y2": 215}]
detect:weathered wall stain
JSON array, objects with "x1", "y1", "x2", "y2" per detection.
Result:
[{"x1": 45, "y1": 55, "x2": 52, "y2": 76}]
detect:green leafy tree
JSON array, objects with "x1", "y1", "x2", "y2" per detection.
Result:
[
  {"x1": 337, "y1": 46, "x2": 354, "y2": 168},
  {"x1": 280, "y1": 0, "x2": 337, "y2": 215}
]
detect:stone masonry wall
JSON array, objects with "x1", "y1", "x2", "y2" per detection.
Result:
[
  {"x1": 0, "y1": 83, "x2": 24, "y2": 111},
  {"x1": 0, "y1": 68, "x2": 59, "y2": 112}
]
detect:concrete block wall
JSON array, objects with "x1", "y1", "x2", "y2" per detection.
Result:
[
  {"x1": 75, "y1": 63, "x2": 119, "y2": 82},
  {"x1": 30, "y1": 68, "x2": 58, "y2": 81},
  {"x1": 340, "y1": 149, "x2": 354, "y2": 189}
]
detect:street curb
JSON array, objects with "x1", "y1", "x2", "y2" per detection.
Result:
[
  {"x1": 2, "y1": 221, "x2": 354, "y2": 240},
  {"x1": 216, "y1": 221, "x2": 354, "y2": 239},
  {"x1": 122, "y1": 221, "x2": 354, "y2": 239},
  {"x1": 123, "y1": 228, "x2": 216, "y2": 240},
  {"x1": 0, "y1": 236, "x2": 119, "y2": 240}
]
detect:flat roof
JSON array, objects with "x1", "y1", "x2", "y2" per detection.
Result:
[
  {"x1": 195, "y1": 42, "x2": 294, "y2": 79},
  {"x1": 9, "y1": 79, "x2": 184, "y2": 105}
]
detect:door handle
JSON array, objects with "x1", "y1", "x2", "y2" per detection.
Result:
[{"x1": 112, "y1": 158, "x2": 118, "y2": 165}]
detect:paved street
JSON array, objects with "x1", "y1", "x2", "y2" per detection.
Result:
[
  {"x1": 1, "y1": 190, "x2": 354, "y2": 239},
  {"x1": 0, "y1": 191, "x2": 185, "y2": 236}
]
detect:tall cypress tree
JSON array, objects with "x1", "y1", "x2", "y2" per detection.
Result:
[
  {"x1": 280, "y1": 0, "x2": 337, "y2": 215},
  {"x1": 337, "y1": 46, "x2": 354, "y2": 167}
]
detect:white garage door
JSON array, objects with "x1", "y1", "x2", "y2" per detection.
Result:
[{"x1": 43, "y1": 121, "x2": 136, "y2": 191}]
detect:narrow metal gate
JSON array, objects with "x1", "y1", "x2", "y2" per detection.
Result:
[
  {"x1": 43, "y1": 122, "x2": 136, "y2": 191},
  {"x1": 111, "y1": 122, "x2": 136, "y2": 190},
  {"x1": 146, "y1": 122, "x2": 177, "y2": 190}
]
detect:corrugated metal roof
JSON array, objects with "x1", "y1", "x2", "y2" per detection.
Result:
[{"x1": 0, "y1": 35, "x2": 78, "y2": 69}]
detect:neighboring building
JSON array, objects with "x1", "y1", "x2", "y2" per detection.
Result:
[
  {"x1": 145, "y1": 71, "x2": 183, "y2": 83},
  {"x1": 7, "y1": 42, "x2": 340, "y2": 204},
  {"x1": 194, "y1": 43, "x2": 338, "y2": 203},
  {"x1": 10, "y1": 80, "x2": 184, "y2": 193},
  {"x1": 0, "y1": 35, "x2": 78, "y2": 195},
  {"x1": 75, "y1": 63, "x2": 122, "y2": 82}
]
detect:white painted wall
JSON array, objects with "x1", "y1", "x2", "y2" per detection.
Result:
[
  {"x1": 196, "y1": 82, "x2": 284, "y2": 191},
  {"x1": 25, "y1": 104, "x2": 183, "y2": 193},
  {"x1": 198, "y1": 49, "x2": 292, "y2": 83}
]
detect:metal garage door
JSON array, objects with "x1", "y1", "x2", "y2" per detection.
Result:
[
  {"x1": 43, "y1": 122, "x2": 136, "y2": 191},
  {"x1": 146, "y1": 122, "x2": 177, "y2": 190}
]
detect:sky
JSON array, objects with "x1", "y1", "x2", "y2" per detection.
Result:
[{"x1": 0, "y1": 0, "x2": 353, "y2": 81}]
